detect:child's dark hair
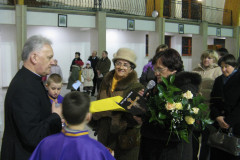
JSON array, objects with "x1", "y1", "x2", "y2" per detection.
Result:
[
  {"x1": 62, "y1": 91, "x2": 90, "y2": 125},
  {"x1": 47, "y1": 74, "x2": 62, "y2": 85}
]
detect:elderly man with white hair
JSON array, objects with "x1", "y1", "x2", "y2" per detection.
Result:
[{"x1": 1, "y1": 35, "x2": 62, "y2": 160}]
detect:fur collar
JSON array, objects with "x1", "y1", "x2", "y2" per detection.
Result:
[
  {"x1": 101, "y1": 70, "x2": 138, "y2": 91},
  {"x1": 174, "y1": 71, "x2": 202, "y2": 95}
]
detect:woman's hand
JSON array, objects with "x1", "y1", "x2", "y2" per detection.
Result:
[
  {"x1": 216, "y1": 116, "x2": 229, "y2": 129},
  {"x1": 138, "y1": 89, "x2": 144, "y2": 97},
  {"x1": 133, "y1": 116, "x2": 143, "y2": 125}
]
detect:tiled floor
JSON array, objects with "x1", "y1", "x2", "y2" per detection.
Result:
[{"x1": 0, "y1": 84, "x2": 97, "y2": 152}]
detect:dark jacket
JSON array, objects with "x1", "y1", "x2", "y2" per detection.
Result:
[
  {"x1": 67, "y1": 65, "x2": 81, "y2": 90},
  {"x1": 1, "y1": 67, "x2": 62, "y2": 160},
  {"x1": 95, "y1": 57, "x2": 111, "y2": 77},
  {"x1": 210, "y1": 70, "x2": 240, "y2": 135},
  {"x1": 141, "y1": 72, "x2": 201, "y2": 141},
  {"x1": 88, "y1": 56, "x2": 99, "y2": 73}
]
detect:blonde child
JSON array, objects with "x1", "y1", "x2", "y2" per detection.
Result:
[{"x1": 46, "y1": 73, "x2": 63, "y2": 106}]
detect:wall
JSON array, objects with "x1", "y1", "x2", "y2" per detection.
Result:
[
  {"x1": 27, "y1": 26, "x2": 91, "y2": 83},
  {"x1": 106, "y1": 29, "x2": 149, "y2": 77},
  {"x1": 0, "y1": 24, "x2": 17, "y2": 87},
  {"x1": 0, "y1": 9, "x2": 237, "y2": 86}
]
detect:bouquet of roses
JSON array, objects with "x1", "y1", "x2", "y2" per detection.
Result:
[{"x1": 148, "y1": 75, "x2": 213, "y2": 143}]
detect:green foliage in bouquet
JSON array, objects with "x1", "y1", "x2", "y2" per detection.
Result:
[{"x1": 148, "y1": 75, "x2": 213, "y2": 143}]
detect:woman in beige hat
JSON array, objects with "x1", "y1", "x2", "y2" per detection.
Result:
[{"x1": 92, "y1": 48, "x2": 144, "y2": 160}]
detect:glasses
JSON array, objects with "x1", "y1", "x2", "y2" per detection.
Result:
[
  {"x1": 115, "y1": 61, "x2": 131, "y2": 69},
  {"x1": 153, "y1": 67, "x2": 167, "y2": 73}
]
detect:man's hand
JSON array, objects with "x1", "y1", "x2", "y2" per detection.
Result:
[{"x1": 52, "y1": 102, "x2": 63, "y2": 119}]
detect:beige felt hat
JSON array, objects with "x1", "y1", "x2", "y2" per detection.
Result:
[{"x1": 112, "y1": 48, "x2": 137, "y2": 67}]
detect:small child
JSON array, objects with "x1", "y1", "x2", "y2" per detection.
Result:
[
  {"x1": 82, "y1": 60, "x2": 94, "y2": 95},
  {"x1": 29, "y1": 92, "x2": 115, "y2": 160},
  {"x1": 46, "y1": 73, "x2": 63, "y2": 106}
]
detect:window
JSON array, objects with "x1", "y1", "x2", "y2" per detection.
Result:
[
  {"x1": 182, "y1": 37, "x2": 192, "y2": 56},
  {"x1": 182, "y1": 0, "x2": 201, "y2": 20},
  {"x1": 163, "y1": 0, "x2": 171, "y2": 17},
  {"x1": 214, "y1": 39, "x2": 225, "y2": 48}
]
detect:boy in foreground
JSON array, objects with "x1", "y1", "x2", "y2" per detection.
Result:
[
  {"x1": 46, "y1": 73, "x2": 64, "y2": 105},
  {"x1": 29, "y1": 91, "x2": 115, "y2": 160}
]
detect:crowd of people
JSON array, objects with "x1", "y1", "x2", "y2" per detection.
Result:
[{"x1": 1, "y1": 34, "x2": 240, "y2": 160}]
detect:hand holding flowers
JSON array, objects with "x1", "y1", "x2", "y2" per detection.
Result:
[{"x1": 148, "y1": 75, "x2": 213, "y2": 143}]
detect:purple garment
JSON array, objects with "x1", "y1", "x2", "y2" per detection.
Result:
[
  {"x1": 143, "y1": 61, "x2": 153, "y2": 73},
  {"x1": 29, "y1": 128, "x2": 115, "y2": 160},
  {"x1": 49, "y1": 95, "x2": 63, "y2": 104}
]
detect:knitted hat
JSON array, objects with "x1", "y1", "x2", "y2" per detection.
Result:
[
  {"x1": 112, "y1": 48, "x2": 137, "y2": 67},
  {"x1": 86, "y1": 60, "x2": 91, "y2": 65}
]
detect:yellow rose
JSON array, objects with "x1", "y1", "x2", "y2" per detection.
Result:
[
  {"x1": 185, "y1": 116, "x2": 195, "y2": 125},
  {"x1": 192, "y1": 107, "x2": 199, "y2": 114},
  {"x1": 165, "y1": 102, "x2": 175, "y2": 110},
  {"x1": 182, "y1": 90, "x2": 193, "y2": 99},
  {"x1": 174, "y1": 102, "x2": 183, "y2": 110}
]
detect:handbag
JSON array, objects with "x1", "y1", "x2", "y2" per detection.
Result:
[{"x1": 208, "y1": 128, "x2": 240, "y2": 156}]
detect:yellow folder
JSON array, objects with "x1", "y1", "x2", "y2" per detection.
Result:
[{"x1": 90, "y1": 96, "x2": 126, "y2": 113}]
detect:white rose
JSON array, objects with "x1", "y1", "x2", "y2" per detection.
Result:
[
  {"x1": 185, "y1": 116, "x2": 195, "y2": 125},
  {"x1": 192, "y1": 107, "x2": 199, "y2": 114},
  {"x1": 174, "y1": 102, "x2": 183, "y2": 110},
  {"x1": 165, "y1": 102, "x2": 175, "y2": 110},
  {"x1": 182, "y1": 90, "x2": 193, "y2": 99}
]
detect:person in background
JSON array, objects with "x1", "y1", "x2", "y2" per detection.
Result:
[
  {"x1": 47, "y1": 59, "x2": 63, "y2": 80},
  {"x1": 192, "y1": 50, "x2": 222, "y2": 160},
  {"x1": 70, "y1": 52, "x2": 83, "y2": 72},
  {"x1": 1, "y1": 35, "x2": 62, "y2": 160},
  {"x1": 217, "y1": 47, "x2": 229, "y2": 58},
  {"x1": 82, "y1": 61, "x2": 94, "y2": 95},
  {"x1": 139, "y1": 49, "x2": 201, "y2": 160},
  {"x1": 70, "y1": 52, "x2": 84, "y2": 83},
  {"x1": 95, "y1": 50, "x2": 111, "y2": 93},
  {"x1": 67, "y1": 60, "x2": 83, "y2": 91},
  {"x1": 88, "y1": 50, "x2": 99, "y2": 96},
  {"x1": 210, "y1": 54, "x2": 240, "y2": 160},
  {"x1": 140, "y1": 44, "x2": 168, "y2": 86},
  {"x1": 93, "y1": 48, "x2": 144, "y2": 160},
  {"x1": 46, "y1": 73, "x2": 64, "y2": 105},
  {"x1": 217, "y1": 47, "x2": 229, "y2": 66},
  {"x1": 29, "y1": 91, "x2": 115, "y2": 160}
]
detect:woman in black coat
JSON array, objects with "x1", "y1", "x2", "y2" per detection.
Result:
[
  {"x1": 139, "y1": 49, "x2": 201, "y2": 160},
  {"x1": 210, "y1": 54, "x2": 240, "y2": 160}
]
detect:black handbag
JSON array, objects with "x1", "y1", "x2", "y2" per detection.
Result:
[{"x1": 208, "y1": 128, "x2": 240, "y2": 156}]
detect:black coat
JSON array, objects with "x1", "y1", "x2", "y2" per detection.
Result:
[
  {"x1": 88, "y1": 56, "x2": 99, "y2": 77},
  {"x1": 210, "y1": 70, "x2": 240, "y2": 135},
  {"x1": 139, "y1": 72, "x2": 201, "y2": 160},
  {"x1": 95, "y1": 57, "x2": 111, "y2": 77},
  {"x1": 1, "y1": 67, "x2": 62, "y2": 160}
]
